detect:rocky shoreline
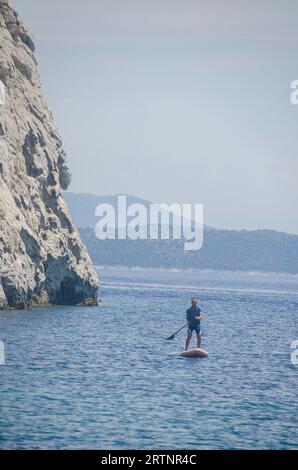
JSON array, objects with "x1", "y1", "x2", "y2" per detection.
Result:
[{"x1": 0, "y1": 0, "x2": 99, "y2": 309}]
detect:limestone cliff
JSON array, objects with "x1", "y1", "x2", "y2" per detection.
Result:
[{"x1": 0, "y1": 0, "x2": 99, "y2": 308}]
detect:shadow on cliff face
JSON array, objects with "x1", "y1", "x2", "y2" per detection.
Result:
[{"x1": 44, "y1": 256, "x2": 98, "y2": 306}]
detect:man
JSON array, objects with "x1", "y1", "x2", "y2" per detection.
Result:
[{"x1": 185, "y1": 297, "x2": 203, "y2": 350}]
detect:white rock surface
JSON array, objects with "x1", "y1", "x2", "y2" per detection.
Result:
[{"x1": 0, "y1": 0, "x2": 99, "y2": 308}]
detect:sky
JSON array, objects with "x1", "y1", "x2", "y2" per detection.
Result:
[{"x1": 11, "y1": 0, "x2": 298, "y2": 233}]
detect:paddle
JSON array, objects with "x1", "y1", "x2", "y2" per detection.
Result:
[{"x1": 166, "y1": 322, "x2": 188, "y2": 340}]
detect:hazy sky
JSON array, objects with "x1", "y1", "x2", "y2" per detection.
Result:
[{"x1": 12, "y1": 0, "x2": 298, "y2": 233}]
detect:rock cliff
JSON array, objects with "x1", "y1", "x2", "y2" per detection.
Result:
[{"x1": 0, "y1": 0, "x2": 99, "y2": 308}]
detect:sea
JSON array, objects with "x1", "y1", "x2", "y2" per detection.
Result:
[{"x1": 0, "y1": 267, "x2": 297, "y2": 449}]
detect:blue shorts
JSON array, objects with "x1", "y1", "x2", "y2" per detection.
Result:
[{"x1": 188, "y1": 324, "x2": 201, "y2": 335}]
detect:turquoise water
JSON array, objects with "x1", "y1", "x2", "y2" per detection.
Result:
[{"x1": 0, "y1": 267, "x2": 298, "y2": 449}]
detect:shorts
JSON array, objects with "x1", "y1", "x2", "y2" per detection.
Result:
[{"x1": 188, "y1": 324, "x2": 201, "y2": 335}]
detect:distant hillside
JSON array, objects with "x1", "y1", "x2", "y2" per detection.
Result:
[
  {"x1": 65, "y1": 192, "x2": 298, "y2": 274},
  {"x1": 63, "y1": 192, "x2": 153, "y2": 230}
]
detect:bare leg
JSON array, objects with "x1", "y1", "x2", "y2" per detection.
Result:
[
  {"x1": 196, "y1": 334, "x2": 201, "y2": 349},
  {"x1": 185, "y1": 331, "x2": 192, "y2": 351}
]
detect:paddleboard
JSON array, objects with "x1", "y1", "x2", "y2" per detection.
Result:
[{"x1": 180, "y1": 348, "x2": 208, "y2": 358}]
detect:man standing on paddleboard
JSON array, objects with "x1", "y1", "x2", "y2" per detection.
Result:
[{"x1": 185, "y1": 297, "x2": 203, "y2": 350}]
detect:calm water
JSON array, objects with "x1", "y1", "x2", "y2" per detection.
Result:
[{"x1": 0, "y1": 267, "x2": 298, "y2": 449}]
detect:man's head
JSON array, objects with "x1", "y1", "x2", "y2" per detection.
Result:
[{"x1": 191, "y1": 297, "x2": 198, "y2": 306}]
